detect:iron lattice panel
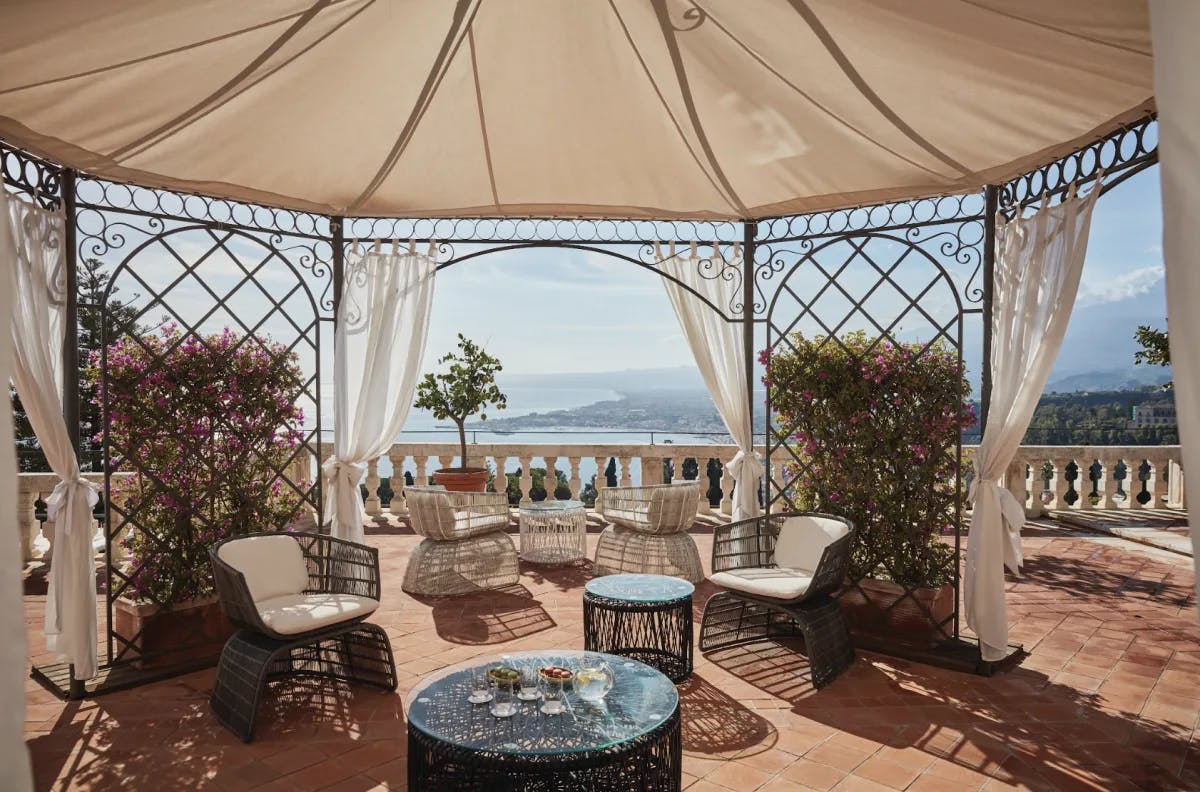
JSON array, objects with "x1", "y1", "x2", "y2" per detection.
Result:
[
  {"x1": 757, "y1": 197, "x2": 984, "y2": 644},
  {"x1": 76, "y1": 175, "x2": 334, "y2": 672}
]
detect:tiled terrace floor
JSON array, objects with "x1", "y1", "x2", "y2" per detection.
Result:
[{"x1": 22, "y1": 520, "x2": 1200, "y2": 791}]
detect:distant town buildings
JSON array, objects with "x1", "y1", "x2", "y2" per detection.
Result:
[{"x1": 1130, "y1": 402, "x2": 1177, "y2": 428}]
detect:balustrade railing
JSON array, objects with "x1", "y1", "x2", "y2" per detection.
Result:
[{"x1": 18, "y1": 444, "x2": 1187, "y2": 563}]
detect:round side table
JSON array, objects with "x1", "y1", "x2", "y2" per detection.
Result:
[
  {"x1": 518, "y1": 499, "x2": 587, "y2": 565},
  {"x1": 583, "y1": 574, "x2": 694, "y2": 683}
]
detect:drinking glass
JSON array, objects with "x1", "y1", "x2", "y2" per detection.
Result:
[
  {"x1": 540, "y1": 677, "x2": 565, "y2": 715},
  {"x1": 518, "y1": 666, "x2": 540, "y2": 701},
  {"x1": 468, "y1": 669, "x2": 493, "y2": 704},
  {"x1": 490, "y1": 682, "x2": 517, "y2": 718}
]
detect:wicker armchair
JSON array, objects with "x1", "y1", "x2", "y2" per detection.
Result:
[
  {"x1": 593, "y1": 481, "x2": 704, "y2": 582},
  {"x1": 208, "y1": 531, "x2": 397, "y2": 741},
  {"x1": 402, "y1": 485, "x2": 518, "y2": 596},
  {"x1": 699, "y1": 512, "x2": 856, "y2": 688}
]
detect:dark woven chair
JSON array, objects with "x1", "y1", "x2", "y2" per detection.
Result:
[
  {"x1": 698, "y1": 512, "x2": 855, "y2": 688},
  {"x1": 208, "y1": 531, "x2": 398, "y2": 741}
]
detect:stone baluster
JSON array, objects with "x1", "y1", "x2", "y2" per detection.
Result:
[
  {"x1": 618, "y1": 456, "x2": 633, "y2": 488},
  {"x1": 413, "y1": 455, "x2": 429, "y2": 487},
  {"x1": 1128, "y1": 458, "x2": 1147, "y2": 510},
  {"x1": 568, "y1": 457, "x2": 582, "y2": 499},
  {"x1": 1167, "y1": 459, "x2": 1183, "y2": 508},
  {"x1": 1078, "y1": 459, "x2": 1096, "y2": 511},
  {"x1": 593, "y1": 456, "x2": 608, "y2": 507},
  {"x1": 1177, "y1": 463, "x2": 1186, "y2": 509},
  {"x1": 1005, "y1": 458, "x2": 1030, "y2": 517},
  {"x1": 18, "y1": 486, "x2": 36, "y2": 562},
  {"x1": 668, "y1": 457, "x2": 680, "y2": 484},
  {"x1": 642, "y1": 455, "x2": 664, "y2": 486},
  {"x1": 1097, "y1": 458, "x2": 1117, "y2": 510},
  {"x1": 364, "y1": 458, "x2": 382, "y2": 515},
  {"x1": 1048, "y1": 457, "x2": 1069, "y2": 511},
  {"x1": 387, "y1": 450, "x2": 407, "y2": 514},
  {"x1": 1148, "y1": 458, "x2": 1167, "y2": 510},
  {"x1": 696, "y1": 457, "x2": 712, "y2": 515},
  {"x1": 518, "y1": 455, "x2": 534, "y2": 504},
  {"x1": 493, "y1": 456, "x2": 510, "y2": 496},
  {"x1": 544, "y1": 456, "x2": 559, "y2": 501},
  {"x1": 720, "y1": 453, "x2": 734, "y2": 516}
]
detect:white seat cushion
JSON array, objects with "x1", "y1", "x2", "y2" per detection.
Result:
[
  {"x1": 710, "y1": 567, "x2": 813, "y2": 601},
  {"x1": 773, "y1": 516, "x2": 850, "y2": 572},
  {"x1": 217, "y1": 534, "x2": 309, "y2": 602},
  {"x1": 603, "y1": 505, "x2": 650, "y2": 527},
  {"x1": 453, "y1": 510, "x2": 510, "y2": 530},
  {"x1": 255, "y1": 593, "x2": 379, "y2": 636}
]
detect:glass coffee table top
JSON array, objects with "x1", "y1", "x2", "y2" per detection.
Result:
[
  {"x1": 519, "y1": 499, "x2": 584, "y2": 513},
  {"x1": 405, "y1": 650, "x2": 678, "y2": 756},
  {"x1": 585, "y1": 573, "x2": 695, "y2": 603}
]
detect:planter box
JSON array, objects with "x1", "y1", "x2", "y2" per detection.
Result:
[
  {"x1": 113, "y1": 595, "x2": 234, "y2": 669},
  {"x1": 838, "y1": 578, "x2": 954, "y2": 649}
]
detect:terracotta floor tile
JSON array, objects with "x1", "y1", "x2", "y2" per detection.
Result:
[{"x1": 780, "y1": 758, "x2": 847, "y2": 790}]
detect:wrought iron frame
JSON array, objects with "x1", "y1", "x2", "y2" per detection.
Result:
[{"x1": 2, "y1": 111, "x2": 1159, "y2": 694}]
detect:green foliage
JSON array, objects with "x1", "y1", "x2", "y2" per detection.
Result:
[
  {"x1": 1025, "y1": 388, "x2": 1176, "y2": 444},
  {"x1": 765, "y1": 331, "x2": 973, "y2": 587},
  {"x1": 12, "y1": 258, "x2": 140, "y2": 472},
  {"x1": 414, "y1": 334, "x2": 507, "y2": 470},
  {"x1": 503, "y1": 466, "x2": 569, "y2": 504},
  {"x1": 1134, "y1": 324, "x2": 1172, "y2": 389}
]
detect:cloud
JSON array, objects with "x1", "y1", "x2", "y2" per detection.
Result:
[{"x1": 1076, "y1": 264, "x2": 1164, "y2": 307}]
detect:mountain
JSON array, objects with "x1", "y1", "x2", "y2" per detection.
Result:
[{"x1": 1045, "y1": 368, "x2": 1171, "y2": 393}]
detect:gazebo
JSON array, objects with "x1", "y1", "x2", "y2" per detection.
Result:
[{"x1": 1, "y1": 2, "x2": 1197, "y2": 789}]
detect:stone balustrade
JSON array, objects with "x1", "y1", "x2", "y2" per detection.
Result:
[{"x1": 17, "y1": 443, "x2": 1187, "y2": 563}]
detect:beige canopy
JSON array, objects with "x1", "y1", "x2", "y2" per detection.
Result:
[{"x1": 0, "y1": 0, "x2": 1153, "y2": 220}]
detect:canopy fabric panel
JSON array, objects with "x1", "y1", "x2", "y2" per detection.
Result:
[{"x1": 0, "y1": 0, "x2": 1153, "y2": 220}]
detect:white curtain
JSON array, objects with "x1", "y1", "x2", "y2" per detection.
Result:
[
  {"x1": 324, "y1": 244, "x2": 436, "y2": 543},
  {"x1": 3, "y1": 188, "x2": 99, "y2": 681},
  {"x1": 660, "y1": 247, "x2": 762, "y2": 521},
  {"x1": 0, "y1": 188, "x2": 34, "y2": 792},
  {"x1": 967, "y1": 184, "x2": 1100, "y2": 661},
  {"x1": 1150, "y1": 1, "x2": 1200, "y2": 608}
]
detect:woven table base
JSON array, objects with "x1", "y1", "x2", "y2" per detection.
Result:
[
  {"x1": 584, "y1": 594, "x2": 693, "y2": 683},
  {"x1": 698, "y1": 591, "x2": 854, "y2": 688},
  {"x1": 210, "y1": 622, "x2": 397, "y2": 741}
]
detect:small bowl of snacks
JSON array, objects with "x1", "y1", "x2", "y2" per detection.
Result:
[
  {"x1": 538, "y1": 665, "x2": 573, "y2": 684},
  {"x1": 487, "y1": 666, "x2": 521, "y2": 687}
]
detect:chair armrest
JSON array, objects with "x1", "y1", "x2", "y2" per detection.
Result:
[
  {"x1": 293, "y1": 532, "x2": 382, "y2": 600},
  {"x1": 208, "y1": 546, "x2": 272, "y2": 633},
  {"x1": 712, "y1": 515, "x2": 779, "y2": 573},
  {"x1": 807, "y1": 522, "x2": 855, "y2": 599}
]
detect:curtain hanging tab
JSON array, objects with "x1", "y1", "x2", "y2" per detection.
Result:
[
  {"x1": 733, "y1": 242, "x2": 742, "y2": 260},
  {"x1": 654, "y1": 241, "x2": 663, "y2": 261},
  {"x1": 372, "y1": 238, "x2": 382, "y2": 253},
  {"x1": 689, "y1": 240, "x2": 698, "y2": 257},
  {"x1": 351, "y1": 240, "x2": 361, "y2": 255},
  {"x1": 668, "y1": 241, "x2": 676, "y2": 258},
  {"x1": 391, "y1": 238, "x2": 399, "y2": 256},
  {"x1": 408, "y1": 238, "x2": 417, "y2": 255},
  {"x1": 427, "y1": 240, "x2": 437, "y2": 257}
]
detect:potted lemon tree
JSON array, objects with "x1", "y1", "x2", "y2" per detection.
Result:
[{"x1": 414, "y1": 334, "x2": 507, "y2": 492}]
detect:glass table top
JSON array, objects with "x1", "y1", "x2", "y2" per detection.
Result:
[
  {"x1": 405, "y1": 650, "x2": 678, "y2": 756},
  {"x1": 585, "y1": 573, "x2": 695, "y2": 603},
  {"x1": 519, "y1": 499, "x2": 584, "y2": 513}
]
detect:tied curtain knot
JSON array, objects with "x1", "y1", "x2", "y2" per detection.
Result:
[
  {"x1": 44, "y1": 477, "x2": 100, "y2": 532},
  {"x1": 968, "y1": 477, "x2": 1026, "y2": 574},
  {"x1": 726, "y1": 449, "x2": 764, "y2": 481}
]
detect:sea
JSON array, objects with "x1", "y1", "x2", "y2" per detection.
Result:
[{"x1": 325, "y1": 384, "x2": 729, "y2": 485}]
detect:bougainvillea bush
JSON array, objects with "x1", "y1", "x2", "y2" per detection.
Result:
[
  {"x1": 92, "y1": 325, "x2": 307, "y2": 606},
  {"x1": 765, "y1": 331, "x2": 974, "y2": 587}
]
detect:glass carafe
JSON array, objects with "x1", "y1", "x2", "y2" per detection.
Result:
[{"x1": 575, "y1": 655, "x2": 615, "y2": 702}]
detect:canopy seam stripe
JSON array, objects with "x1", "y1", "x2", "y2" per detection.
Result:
[
  {"x1": 787, "y1": 0, "x2": 972, "y2": 177},
  {"x1": 649, "y1": 0, "x2": 749, "y2": 217},
  {"x1": 467, "y1": 28, "x2": 501, "y2": 210},
  {"x1": 0, "y1": 0, "x2": 361, "y2": 97},
  {"x1": 695, "y1": 2, "x2": 953, "y2": 181},
  {"x1": 606, "y1": 0, "x2": 735, "y2": 213},
  {"x1": 349, "y1": 0, "x2": 482, "y2": 212},
  {"x1": 956, "y1": 0, "x2": 1153, "y2": 57},
  {"x1": 107, "y1": 0, "x2": 336, "y2": 161}
]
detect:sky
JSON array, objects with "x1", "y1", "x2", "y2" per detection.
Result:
[{"x1": 423, "y1": 167, "x2": 1167, "y2": 377}]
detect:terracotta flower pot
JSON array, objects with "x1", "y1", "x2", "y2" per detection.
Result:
[
  {"x1": 837, "y1": 578, "x2": 954, "y2": 649},
  {"x1": 432, "y1": 467, "x2": 490, "y2": 492},
  {"x1": 113, "y1": 595, "x2": 234, "y2": 670}
]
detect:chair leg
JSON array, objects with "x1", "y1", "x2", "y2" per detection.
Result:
[
  {"x1": 210, "y1": 631, "x2": 279, "y2": 743},
  {"x1": 792, "y1": 597, "x2": 855, "y2": 688}
]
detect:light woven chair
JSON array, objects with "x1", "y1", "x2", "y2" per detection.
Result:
[
  {"x1": 402, "y1": 485, "x2": 518, "y2": 596},
  {"x1": 698, "y1": 512, "x2": 855, "y2": 688},
  {"x1": 592, "y1": 481, "x2": 704, "y2": 582}
]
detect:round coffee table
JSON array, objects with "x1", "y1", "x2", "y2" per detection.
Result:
[
  {"x1": 518, "y1": 499, "x2": 587, "y2": 565},
  {"x1": 583, "y1": 574, "x2": 694, "y2": 683},
  {"x1": 406, "y1": 649, "x2": 682, "y2": 791}
]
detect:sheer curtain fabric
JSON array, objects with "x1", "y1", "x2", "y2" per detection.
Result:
[
  {"x1": 660, "y1": 249, "x2": 762, "y2": 521},
  {"x1": 0, "y1": 184, "x2": 34, "y2": 791},
  {"x1": 324, "y1": 245, "x2": 436, "y2": 542},
  {"x1": 4, "y1": 187, "x2": 99, "y2": 681},
  {"x1": 967, "y1": 184, "x2": 1100, "y2": 662},
  {"x1": 1150, "y1": 0, "x2": 1200, "y2": 605}
]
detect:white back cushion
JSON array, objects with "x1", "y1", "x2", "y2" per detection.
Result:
[
  {"x1": 773, "y1": 516, "x2": 849, "y2": 572},
  {"x1": 218, "y1": 534, "x2": 309, "y2": 602}
]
